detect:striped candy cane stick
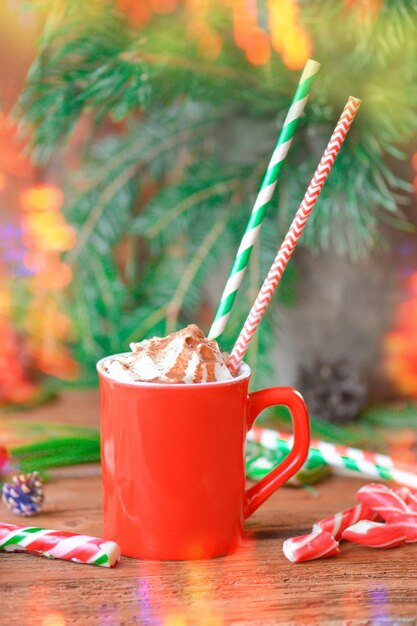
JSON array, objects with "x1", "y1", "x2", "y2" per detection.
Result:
[
  {"x1": 248, "y1": 427, "x2": 417, "y2": 489},
  {"x1": 283, "y1": 530, "x2": 340, "y2": 563},
  {"x1": 393, "y1": 515, "x2": 417, "y2": 542},
  {"x1": 356, "y1": 483, "x2": 411, "y2": 522},
  {"x1": 245, "y1": 434, "x2": 329, "y2": 486},
  {"x1": 0, "y1": 522, "x2": 121, "y2": 567},
  {"x1": 291, "y1": 432, "x2": 417, "y2": 488},
  {"x1": 342, "y1": 520, "x2": 407, "y2": 549},
  {"x1": 228, "y1": 96, "x2": 361, "y2": 373},
  {"x1": 406, "y1": 490, "x2": 417, "y2": 512},
  {"x1": 273, "y1": 429, "x2": 417, "y2": 474},
  {"x1": 312, "y1": 503, "x2": 379, "y2": 540},
  {"x1": 208, "y1": 59, "x2": 320, "y2": 342}
]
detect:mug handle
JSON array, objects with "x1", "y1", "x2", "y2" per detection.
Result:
[{"x1": 244, "y1": 387, "x2": 310, "y2": 519}]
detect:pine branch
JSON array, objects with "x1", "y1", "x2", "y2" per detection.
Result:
[
  {"x1": 165, "y1": 190, "x2": 241, "y2": 333},
  {"x1": 141, "y1": 179, "x2": 241, "y2": 241},
  {"x1": 67, "y1": 161, "x2": 139, "y2": 265},
  {"x1": 17, "y1": 2, "x2": 151, "y2": 163},
  {"x1": 66, "y1": 104, "x2": 218, "y2": 269},
  {"x1": 123, "y1": 160, "x2": 253, "y2": 343},
  {"x1": 71, "y1": 276, "x2": 99, "y2": 358},
  {"x1": 14, "y1": 0, "x2": 417, "y2": 381},
  {"x1": 136, "y1": 50, "x2": 259, "y2": 85}
]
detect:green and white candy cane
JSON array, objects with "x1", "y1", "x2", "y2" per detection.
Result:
[
  {"x1": 249, "y1": 427, "x2": 417, "y2": 489},
  {"x1": 0, "y1": 522, "x2": 121, "y2": 567},
  {"x1": 246, "y1": 437, "x2": 329, "y2": 487}
]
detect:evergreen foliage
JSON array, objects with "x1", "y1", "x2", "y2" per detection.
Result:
[{"x1": 16, "y1": 1, "x2": 417, "y2": 385}]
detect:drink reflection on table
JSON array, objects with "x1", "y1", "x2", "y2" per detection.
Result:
[
  {"x1": 132, "y1": 536, "x2": 259, "y2": 626},
  {"x1": 41, "y1": 613, "x2": 66, "y2": 626},
  {"x1": 98, "y1": 602, "x2": 121, "y2": 626},
  {"x1": 368, "y1": 585, "x2": 389, "y2": 623}
]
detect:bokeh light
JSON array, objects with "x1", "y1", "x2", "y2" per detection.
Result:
[
  {"x1": 163, "y1": 615, "x2": 187, "y2": 626},
  {"x1": 151, "y1": 0, "x2": 178, "y2": 14},
  {"x1": 245, "y1": 30, "x2": 271, "y2": 66},
  {"x1": 115, "y1": 0, "x2": 152, "y2": 25},
  {"x1": 0, "y1": 112, "x2": 32, "y2": 178},
  {"x1": 384, "y1": 272, "x2": 417, "y2": 397},
  {"x1": 267, "y1": 0, "x2": 311, "y2": 69},
  {"x1": 20, "y1": 183, "x2": 64, "y2": 213},
  {"x1": 17, "y1": 180, "x2": 79, "y2": 379},
  {"x1": 42, "y1": 613, "x2": 66, "y2": 626},
  {"x1": 383, "y1": 154, "x2": 417, "y2": 398}
]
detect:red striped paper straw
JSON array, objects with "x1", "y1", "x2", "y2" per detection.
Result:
[{"x1": 228, "y1": 96, "x2": 361, "y2": 374}]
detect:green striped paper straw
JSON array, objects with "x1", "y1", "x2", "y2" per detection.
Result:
[{"x1": 208, "y1": 59, "x2": 320, "y2": 342}]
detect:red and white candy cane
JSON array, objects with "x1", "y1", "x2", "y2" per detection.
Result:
[
  {"x1": 391, "y1": 515, "x2": 417, "y2": 543},
  {"x1": 395, "y1": 487, "x2": 411, "y2": 503},
  {"x1": 0, "y1": 522, "x2": 121, "y2": 567},
  {"x1": 356, "y1": 483, "x2": 412, "y2": 522},
  {"x1": 283, "y1": 530, "x2": 339, "y2": 563},
  {"x1": 342, "y1": 520, "x2": 407, "y2": 549},
  {"x1": 404, "y1": 490, "x2": 417, "y2": 513},
  {"x1": 227, "y1": 97, "x2": 361, "y2": 373},
  {"x1": 312, "y1": 503, "x2": 379, "y2": 541},
  {"x1": 392, "y1": 487, "x2": 417, "y2": 515},
  {"x1": 395, "y1": 487, "x2": 417, "y2": 513}
]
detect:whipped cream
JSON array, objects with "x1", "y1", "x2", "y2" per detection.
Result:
[{"x1": 104, "y1": 324, "x2": 233, "y2": 384}]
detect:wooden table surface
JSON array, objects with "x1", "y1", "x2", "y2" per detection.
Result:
[{"x1": 1, "y1": 390, "x2": 416, "y2": 626}]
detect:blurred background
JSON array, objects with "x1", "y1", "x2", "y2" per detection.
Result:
[{"x1": 1, "y1": 0, "x2": 417, "y2": 448}]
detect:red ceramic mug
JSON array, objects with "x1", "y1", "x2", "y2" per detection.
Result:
[{"x1": 97, "y1": 358, "x2": 310, "y2": 560}]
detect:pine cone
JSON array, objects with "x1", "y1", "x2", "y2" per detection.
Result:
[
  {"x1": 298, "y1": 359, "x2": 367, "y2": 424},
  {"x1": 2, "y1": 471, "x2": 44, "y2": 516}
]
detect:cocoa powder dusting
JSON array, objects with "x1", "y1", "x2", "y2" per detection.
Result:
[
  {"x1": 194, "y1": 362, "x2": 203, "y2": 383},
  {"x1": 146, "y1": 335, "x2": 171, "y2": 358},
  {"x1": 110, "y1": 324, "x2": 233, "y2": 384},
  {"x1": 206, "y1": 362, "x2": 216, "y2": 382},
  {"x1": 166, "y1": 345, "x2": 190, "y2": 382},
  {"x1": 198, "y1": 343, "x2": 216, "y2": 362}
]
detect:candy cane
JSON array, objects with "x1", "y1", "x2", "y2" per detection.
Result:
[
  {"x1": 405, "y1": 490, "x2": 417, "y2": 513},
  {"x1": 342, "y1": 520, "x2": 407, "y2": 549},
  {"x1": 395, "y1": 487, "x2": 411, "y2": 503},
  {"x1": 249, "y1": 427, "x2": 417, "y2": 489},
  {"x1": 392, "y1": 515, "x2": 417, "y2": 543},
  {"x1": 283, "y1": 530, "x2": 339, "y2": 563},
  {"x1": 0, "y1": 522, "x2": 120, "y2": 567},
  {"x1": 356, "y1": 483, "x2": 412, "y2": 522},
  {"x1": 312, "y1": 503, "x2": 379, "y2": 540}
]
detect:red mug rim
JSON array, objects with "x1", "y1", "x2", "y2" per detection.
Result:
[{"x1": 96, "y1": 354, "x2": 251, "y2": 388}]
